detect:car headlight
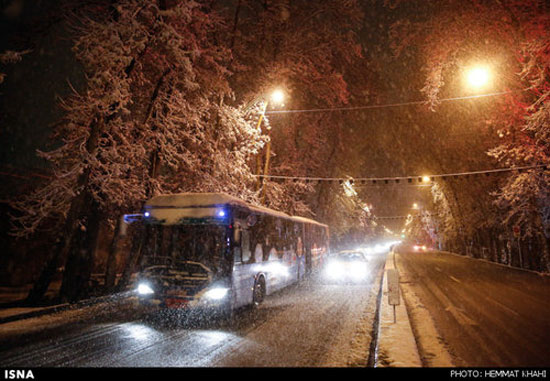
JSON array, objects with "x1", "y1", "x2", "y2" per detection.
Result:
[
  {"x1": 350, "y1": 264, "x2": 368, "y2": 279},
  {"x1": 137, "y1": 282, "x2": 154, "y2": 295},
  {"x1": 202, "y1": 287, "x2": 229, "y2": 300},
  {"x1": 326, "y1": 262, "x2": 344, "y2": 278}
]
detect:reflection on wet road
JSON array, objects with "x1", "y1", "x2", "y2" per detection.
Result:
[{"x1": 0, "y1": 252, "x2": 386, "y2": 367}]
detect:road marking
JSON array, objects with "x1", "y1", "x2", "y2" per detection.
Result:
[
  {"x1": 484, "y1": 296, "x2": 521, "y2": 317},
  {"x1": 445, "y1": 305, "x2": 478, "y2": 326},
  {"x1": 422, "y1": 275, "x2": 478, "y2": 327},
  {"x1": 449, "y1": 275, "x2": 461, "y2": 284}
]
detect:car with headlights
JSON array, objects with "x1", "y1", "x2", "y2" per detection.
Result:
[
  {"x1": 412, "y1": 243, "x2": 428, "y2": 252},
  {"x1": 323, "y1": 250, "x2": 370, "y2": 283}
]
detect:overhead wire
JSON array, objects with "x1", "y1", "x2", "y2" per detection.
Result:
[
  {"x1": 254, "y1": 163, "x2": 548, "y2": 183},
  {"x1": 265, "y1": 90, "x2": 514, "y2": 115}
]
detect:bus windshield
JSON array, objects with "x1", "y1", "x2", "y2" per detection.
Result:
[{"x1": 142, "y1": 224, "x2": 227, "y2": 274}]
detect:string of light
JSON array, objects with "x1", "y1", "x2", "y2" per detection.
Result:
[{"x1": 254, "y1": 163, "x2": 548, "y2": 184}]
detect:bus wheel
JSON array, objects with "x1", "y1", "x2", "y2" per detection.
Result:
[{"x1": 253, "y1": 276, "x2": 266, "y2": 306}]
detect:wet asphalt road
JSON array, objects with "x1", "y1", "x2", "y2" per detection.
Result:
[
  {"x1": 0, "y1": 252, "x2": 386, "y2": 367},
  {"x1": 397, "y1": 249, "x2": 550, "y2": 367}
]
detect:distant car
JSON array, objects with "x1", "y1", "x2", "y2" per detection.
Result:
[
  {"x1": 413, "y1": 244, "x2": 428, "y2": 252},
  {"x1": 323, "y1": 250, "x2": 369, "y2": 283}
]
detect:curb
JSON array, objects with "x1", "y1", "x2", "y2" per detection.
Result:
[
  {"x1": 0, "y1": 303, "x2": 71, "y2": 325},
  {"x1": 0, "y1": 292, "x2": 132, "y2": 325},
  {"x1": 374, "y1": 250, "x2": 422, "y2": 367},
  {"x1": 437, "y1": 250, "x2": 550, "y2": 277}
]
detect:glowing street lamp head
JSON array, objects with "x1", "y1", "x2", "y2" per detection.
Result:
[
  {"x1": 270, "y1": 89, "x2": 285, "y2": 105},
  {"x1": 466, "y1": 66, "x2": 491, "y2": 89},
  {"x1": 422, "y1": 175, "x2": 431, "y2": 183}
]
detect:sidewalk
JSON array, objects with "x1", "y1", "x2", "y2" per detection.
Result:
[
  {"x1": 378, "y1": 249, "x2": 455, "y2": 367},
  {"x1": 0, "y1": 281, "x2": 66, "y2": 322},
  {"x1": 0, "y1": 278, "x2": 134, "y2": 325},
  {"x1": 374, "y1": 249, "x2": 422, "y2": 367},
  {"x1": 2, "y1": 251, "x2": 445, "y2": 368}
]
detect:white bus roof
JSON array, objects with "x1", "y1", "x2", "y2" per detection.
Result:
[
  {"x1": 145, "y1": 192, "x2": 327, "y2": 227},
  {"x1": 147, "y1": 192, "x2": 247, "y2": 208}
]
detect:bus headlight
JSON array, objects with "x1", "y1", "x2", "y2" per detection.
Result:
[
  {"x1": 203, "y1": 287, "x2": 229, "y2": 300},
  {"x1": 137, "y1": 282, "x2": 155, "y2": 295}
]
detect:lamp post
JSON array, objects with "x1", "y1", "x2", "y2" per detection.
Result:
[
  {"x1": 254, "y1": 101, "x2": 268, "y2": 192},
  {"x1": 249, "y1": 89, "x2": 285, "y2": 204},
  {"x1": 260, "y1": 132, "x2": 273, "y2": 204}
]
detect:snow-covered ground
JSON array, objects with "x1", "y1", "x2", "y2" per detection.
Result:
[
  {"x1": 396, "y1": 248, "x2": 550, "y2": 367},
  {"x1": 376, "y1": 250, "x2": 454, "y2": 367},
  {"x1": 0, "y1": 283, "x2": 62, "y2": 320},
  {"x1": 0, "y1": 293, "x2": 140, "y2": 340},
  {"x1": 0, "y1": 250, "x2": 452, "y2": 368},
  {"x1": 375, "y1": 250, "x2": 422, "y2": 367},
  {"x1": 0, "y1": 257, "x2": 385, "y2": 367}
]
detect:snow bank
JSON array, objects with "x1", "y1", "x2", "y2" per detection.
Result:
[
  {"x1": 375, "y1": 251, "x2": 422, "y2": 367},
  {"x1": 398, "y1": 277, "x2": 455, "y2": 367}
]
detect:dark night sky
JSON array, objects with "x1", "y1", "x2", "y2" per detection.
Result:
[
  {"x1": 1, "y1": 0, "x2": 84, "y2": 170},
  {"x1": 0, "y1": 0, "x2": 494, "y2": 234}
]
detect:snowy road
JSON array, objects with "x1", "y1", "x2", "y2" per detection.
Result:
[
  {"x1": 0, "y1": 252, "x2": 385, "y2": 367},
  {"x1": 396, "y1": 249, "x2": 550, "y2": 367}
]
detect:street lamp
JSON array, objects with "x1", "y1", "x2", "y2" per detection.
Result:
[
  {"x1": 271, "y1": 89, "x2": 285, "y2": 105},
  {"x1": 252, "y1": 89, "x2": 285, "y2": 204},
  {"x1": 465, "y1": 65, "x2": 491, "y2": 90}
]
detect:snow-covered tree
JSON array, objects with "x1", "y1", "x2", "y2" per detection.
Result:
[
  {"x1": 389, "y1": 0, "x2": 550, "y2": 270},
  {"x1": 223, "y1": 0, "x2": 371, "y2": 236},
  {"x1": 11, "y1": 0, "x2": 266, "y2": 301}
]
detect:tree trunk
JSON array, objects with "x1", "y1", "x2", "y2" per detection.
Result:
[
  {"x1": 230, "y1": 0, "x2": 242, "y2": 50},
  {"x1": 541, "y1": 234, "x2": 550, "y2": 272},
  {"x1": 24, "y1": 24, "x2": 155, "y2": 304},
  {"x1": 490, "y1": 229, "x2": 500, "y2": 263},
  {"x1": 104, "y1": 217, "x2": 122, "y2": 291},
  {"x1": 116, "y1": 224, "x2": 145, "y2": 292},
  {"x1": 25, "y1": 175, "x2": 94, "y2": 304},
  {"x1": 480, "y1": 229, "x2": 491, "y2": 260},
  {"x1": 25, "y1": 245, "x2": 63, "y2": 305},
  {"x1": 59, "y1": 197, "x2": 101, "y2": 302},
  {"x1": 115, "y1": 66, "x2": 171, "y2": 291}
]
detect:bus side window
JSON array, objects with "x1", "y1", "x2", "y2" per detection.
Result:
[
  {"x1": 233, "y1": 225, "x2": 242, "y2": 263},
  {"x1": 241, "y1": 229, "x2": 251, "y2": 263},
  {"x1": 254, "y1": 243, "x2": 263, "y2": 263}
]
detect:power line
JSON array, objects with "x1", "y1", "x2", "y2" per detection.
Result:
[
  {"x1": 354, "y1": 184, "x2": 432, "y2": 188},
  {"x1": 265, "y1": 90, "x2": 514, "y2": 115},
  {"x1": 255, "y1": 163, "x2": 548, "y2": 183},
  {"x1": 367, "y1": 214, "x2": 437, "y2": 220}
]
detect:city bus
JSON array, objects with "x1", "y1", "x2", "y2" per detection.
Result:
[{"x1": 133, "y1": 192, "x2": 329, "y2": 318}]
